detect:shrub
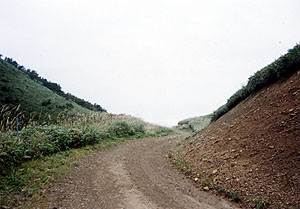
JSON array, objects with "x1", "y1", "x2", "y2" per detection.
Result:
[
  {"x1": 154, "y1": 126, "x2": 174, "y2": 136},
  {"x1": 1, "y1": 86, "x2": 10, "y2": 92},
  {"x1": 108, "y1": 121, "x2": 145, "y2": 138},
  {"x1": 41, "y1": 99, "x2": 51, "y2": 106},
  {"x1": 0, "y1": 120, "x2": 151, "y2": 175},
  {"x1": 0, "y1": 125, "x2": 102, "y2": 175}
]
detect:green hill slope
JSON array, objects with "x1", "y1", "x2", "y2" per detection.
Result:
[{"x1": 0, "y1": 59, "x2": 94, "y2": 125}]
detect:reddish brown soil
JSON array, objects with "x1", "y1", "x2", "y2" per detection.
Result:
[{"x1": 181, "y1": 70, "x2": 300, "y2": 208}]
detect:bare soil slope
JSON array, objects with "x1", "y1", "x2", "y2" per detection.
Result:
[{"x1": 181, "y1": 70, "x2": 300, "y2": 208}]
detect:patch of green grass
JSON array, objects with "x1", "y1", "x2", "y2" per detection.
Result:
[
  {"x1": 153, "y1": 126, "x2": 174, "y2": 136},
  {"x1": 0, "y1": 149, "x2": 82, "y2": 206},
  {"x1": 201, "y1": 176, "x2": 212, "y2": 187},
  {"x1": 0, "y1": 136, "x2": 130, "y2": 207},
  {"x1": 172, "y1": 145, "x2": 193, "y2": 174},
  {"x1": 253, "y1": 198, "x2": 268, "y2": 209},
  {"x1": 174, "y1": 156, "x2": 193, "y2": 174},
  {"x1": 229, "y1": 189, "x2": 241, "y2": 202},
  {"x1": 217, "y1": 185, "x2": 226, "y2": 193},
  {"x1": 217, "y1": 186, "x2": 241, "y2": 202}
]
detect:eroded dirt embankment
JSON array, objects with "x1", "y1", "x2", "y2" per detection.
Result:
[
  {"x1": 181, "y1": 71, "x2": 300, "y2": 208},
  {"x1": 23, "y1": 134, "x2": 239, "y2": 209}
]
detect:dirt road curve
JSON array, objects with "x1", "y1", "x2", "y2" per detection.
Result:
[{"x1": 34, "y1": 134, "x2": 240, "y2": 209}]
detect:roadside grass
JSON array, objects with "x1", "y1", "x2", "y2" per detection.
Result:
[
  {"x1": 0, "y1": 107, "x2": 174, "y2": 174},
  {"x1": 0, "y1": 137, "x2": 129, "y2": 207},
  {"x1": 0, "y1": 118, "x2": 173, "y2": 207},
  {"x1": 0, "y1": 102, "x2": 174, "y2": 207},
  {"x1": 173, "y1": 154, "x2": 193, "y2": 174},
  {"x1": 1, "y1": 133, "x2": 170, "y2": 207}
]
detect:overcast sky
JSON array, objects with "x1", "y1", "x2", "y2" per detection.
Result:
[{"x1": 1, "y1": 0, "x2": 299, "y2": 126}]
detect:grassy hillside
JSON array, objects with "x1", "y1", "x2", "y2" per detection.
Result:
[
  {"x1": 2, "y1": 57, "x2": 106, "y2": 112},
  {"x1": 176, "y1": 114, "x2": 212, "y2": 132},
  {"x1": 0, "y1": 59, "x2": 94, "y2": 128}
]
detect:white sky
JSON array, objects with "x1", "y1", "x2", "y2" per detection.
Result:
[{"x1": 1, "y1": 0, "x2": 300, "y2": 126}]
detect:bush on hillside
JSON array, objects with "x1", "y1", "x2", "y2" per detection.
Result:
[
  {"x1": 0, "y1": 125, "x2": 101, "y2": 175},
  {"x1": 108, "y1": 121, "x2": 145, "y2": 138},
  {"x1": 153, "y1": 126, "x2": 174, "y2": 136},
  {"x1": 212, "y1": 44, "x2": 300, "y2": 121},
  {"x1": 0, "y1": 121, "x2": 151, "y2": 175}
]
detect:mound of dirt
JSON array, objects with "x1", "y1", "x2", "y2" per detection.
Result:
[{"x1": 181, "y1": 70, "x2": 300, "y2": 208}]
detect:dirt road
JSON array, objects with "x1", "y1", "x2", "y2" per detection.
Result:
[{"x1": 32, "y1": 134, "x2": 239, "y2": 209}]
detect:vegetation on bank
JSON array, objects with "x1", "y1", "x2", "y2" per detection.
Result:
[
  {"x1": 1, "y1": 147, "x2": 93, "y2": 206},
  {"x1": 0, "y1": 105, "x2": 174, "y2": 174},
  {"x1": 0, "y1": 122, "x2": 146, "y2": 176},
  {"x1": 212, "y1": 44, "x2": 300, "y2": 121},
  {"x1": 0, "y1": 108, "x2": 174, "y2": 206}
]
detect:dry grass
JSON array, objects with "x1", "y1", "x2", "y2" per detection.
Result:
[
  {"x1": 0, "y1": 104, "x2": 24, "y2": 132},
  {"x1": 56, "y1": 112, "x2": 161, "y2": 135},
  {"x1": 0, "y1": 104, "x2": 163, "y2": 135}
]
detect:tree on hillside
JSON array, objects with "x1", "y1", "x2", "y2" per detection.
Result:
[
  {"x1": 28, "y1": 70, "x2": 39, "y2": 79},
  {"x1": 18, "y1": 65, "x2": 26, "y2": 72},
  {"x1": 4, "y1": 57, "x2": 20, "y2": 68},
  {"x1": 94, "y1": 103, "x2": 106, "y2": 112}
]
